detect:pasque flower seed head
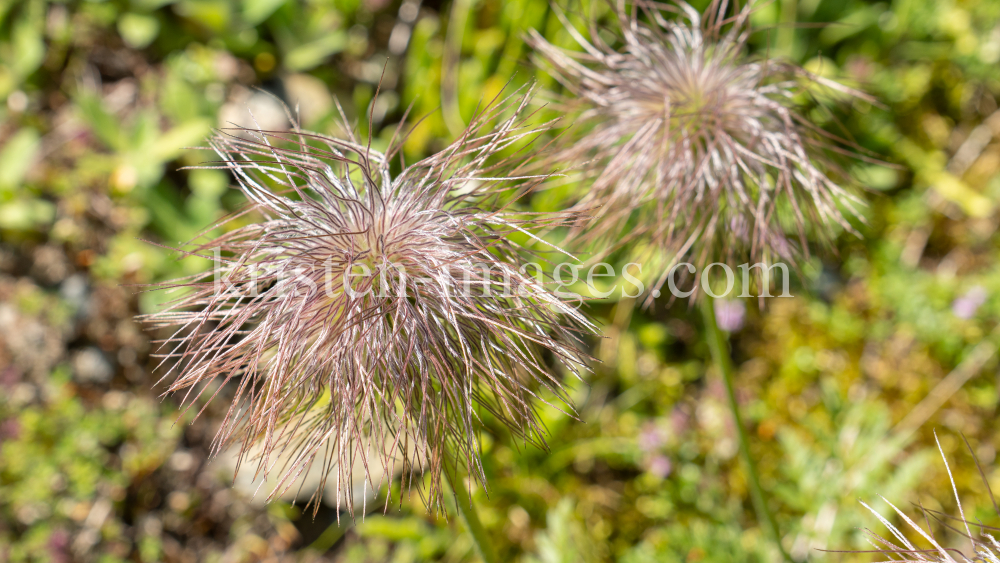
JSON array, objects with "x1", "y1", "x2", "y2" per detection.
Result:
[
  {"x1": 142, "y1": 90, "x2": 595, "y2": 514},
  {"x1": 529, "y1": 0, "x2": 870, "y2": 300}
]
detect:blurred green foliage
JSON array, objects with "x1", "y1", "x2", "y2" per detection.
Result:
[
  {"x1": 1, "y1": 0, "x2": 1000, "y2": 561},
  {"x1": 0, "y1": 373, "x2": 182, "y2": 562}
]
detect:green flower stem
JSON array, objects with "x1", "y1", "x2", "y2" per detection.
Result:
[
  {"x1": 778, "y1": 0, "x2": 798, "y2": 56},
  {"x1": 700, "y1": 297, "x2": 791, "y2": 563},
  {"x1": 442, "y1": 453, "x2": 498, "y2": 563},
  {"x1": 442, "y1": 0, "x2": 472, "y2": 137}
]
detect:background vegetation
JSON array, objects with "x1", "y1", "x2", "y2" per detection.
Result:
[{"x1": 1, "y1": 0, "x2": 1000, "y2": 561}]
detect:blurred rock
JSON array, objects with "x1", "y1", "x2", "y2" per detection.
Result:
[
  {"x1": 168, "y1": 449, "x2": 197, "y2": 472},
  {"x1": 213, "y1": 52, "x2": 240, "y2": 82},
  {"x1": 283, "y1": 74, "x2": 333, "y2": 126},
  {"x1": 71, "y1": 347, "x2": 113, "y2": 383},
  {"x1": 60, "y1": 274, "x2": 89, "y2": 313},
  {"x1": 217, "y1": 428, "x2": 422, "y2": 510},
  {"x1": 0, "y1": 299, "x2": 67, "y2": 380},
  {"x1": 30, "y1": 244, "x2": 71, "y2": 285},
  {"x1": 218, "y1": 87, "x2": 289, "y2": 135}
]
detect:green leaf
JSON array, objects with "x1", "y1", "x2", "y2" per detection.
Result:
[
  {"x1": 854, "y1": 164, "x2": 899, "y2": 191},
  {"x1": 129, "y1": 0, "x2": 178, "y2": 10},
  {"x1": 149, "y1": 119, "x2": 212, "y2": 163},
  {"x1": 0, "y1": 198, "x2": 54, "y2": 230},
  {"x1": 10, "y1": 3, "x2": 45, "y2": 78},
  {"x1": 76, "y1": 94, "x2": 124, "y2": 151},
  {"x1": 242, "y1": 0, "x2": 287, "y2": 26},
  {"x1": 117, "y1": 12, "x2": 160, "y2": 49},
  {"x1": 819, "y1": 5, "x2": 884, "y2": 45},
  {"x1": 356, "y1": 516, "x2": 426, "y2": 541},
  {"x1": 174, "y1": 0, "x2": 231, "y2": 34},
  {"x1": 927, "y1": 169, "x2": 993, "y2": 217},
  {"x1": 188, "y1": 169, "x2": 228, "y2": 199},
  {"x1": 527, "y1": 499, "x2": 603, "y2": 563},
  {"x1": 0, "y1": 128, "x2": 40, "y2": 192},
  {"x1": 283, "y1": 32, "x2": 346, "y2": 71}
]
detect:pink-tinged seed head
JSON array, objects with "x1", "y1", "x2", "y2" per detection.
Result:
[
  {"x1": 529, "y1": 0, "x2": 871, "y2": 302},
  {"x1": 141, "y1": 89, "x2": 596, "y2": 515}
]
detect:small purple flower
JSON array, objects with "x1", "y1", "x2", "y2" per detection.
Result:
[
  {"x1": 47, "y1": 529, "x2": 70, "y2": 563},
  {"x1": 638, "y1": 422, "x2": 666, "y2": 450},
  {"x1": 0, "y1": 419, "x2": 20, "y2": 444},
  {"x1": 715, "y1": 299, "x2": 746, "y2": 332},
  {"x1": 647, "y1": 455, "x2": 673, "y2": 479},
  {"x1": 670, "y1": 407, "x2": 691, "y2": 436},
  {"x1": 952, "y1": 286, "x2": 988, "y2": 319},
  {"x1": 0, "y1": 366, "x2": 20, "y2": 387}
]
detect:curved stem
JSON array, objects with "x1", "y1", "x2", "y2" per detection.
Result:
[
  {"x1": 443, "y1": 453, "x2": 498, "y2": 563},
  {"x1": 701, "y1": 296, "x2": 791, "y2": 563}
]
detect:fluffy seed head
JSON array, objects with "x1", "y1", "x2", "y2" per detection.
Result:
[
  {"x1": 529, "y1": 0, "x2": 869, "y2": 298},
  {"x1": 142, "y1": 91, "x2": 594, "y2": 514}
]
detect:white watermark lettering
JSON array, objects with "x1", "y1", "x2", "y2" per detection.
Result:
[{"x1": 208, "y1": 251, "x2": 793, "y2": 308}]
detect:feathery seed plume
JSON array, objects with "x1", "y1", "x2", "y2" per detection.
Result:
[
  {"x1": 141, "y1": 90, "x2": 595, "y2": 514},
  {"x1": 529, "y1": 0, "x2": 870, "y2": 300}
]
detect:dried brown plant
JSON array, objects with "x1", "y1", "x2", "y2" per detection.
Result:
[
  {"x1": 140, "y1": 90, "x2": 595, "y2": 515},
  {"x1": 830, "y1": 434, "x2": 1000, "y2": 562}
]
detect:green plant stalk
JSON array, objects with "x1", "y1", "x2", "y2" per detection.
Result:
[
  {"x1": 778, "y1": 0, "x2": 798, "y2": 57},
  {"x1": 442, "y1": 0, "x2": 473, "y2": 138},
  {"x1": 442, "y1": 453, "x2": 498, "y2": 563},
  {"x1": 700, "y1": 297, "x2": 791, "y2": 563}
]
